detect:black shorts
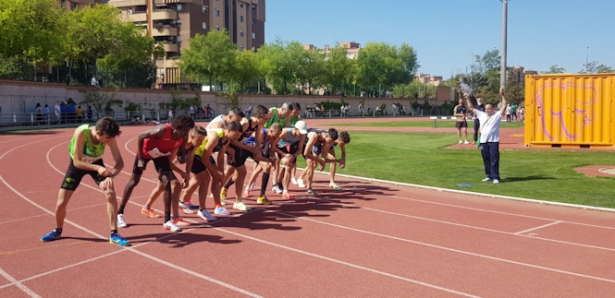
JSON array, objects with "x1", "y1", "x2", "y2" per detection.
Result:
[
  {"x1": 61, "y1": 159, "x2": 106, "y2": 191},
  {"x1": 192, "y1": 155, "x2": 216, "y2": 175},
  {"x1": 132, "y1": 155, "x2": 176, "y2": 180},
  {"x1": 277, "y1": 143, "x2": 299, "y2": 164},
  {"x1": 226, "y1": 144, "x2": 253, "y2": 167},
  {"x1": 133, "y1": 154, "x2": 172, "y2": 174},
  {"x1": 455, "y1": 121, "x2": 468, "y2": 129}
]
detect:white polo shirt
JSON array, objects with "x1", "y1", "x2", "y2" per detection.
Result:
[{"x1": 477, "y1": 110, "x2": 503, "y2": 143}]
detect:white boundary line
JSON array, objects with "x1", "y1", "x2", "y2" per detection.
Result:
[
  {"x1": 385, "y1": 194, "x2": 615, "y2": 231},
  {"x1": 29, "y1": 138, "x2": 481, "y2": 297},
  {"x1": 0, "y1": 134, "x2": 261, "y2": 297},
  {"x1": 309, "y1": 196, "x2": 615, "y2": 252},
  {"x1": 515, "y1": 221, "x2": 562, "y2": 235},
  {"x1": 270, "y1": 210, "x2": 615, "y2": 285},
  {"x1": 214, "y1": 226, "x2": 480, "y2": 298},
  {"x1": 327, "y1": 172, "x2": 615, "y2": 213},
  {"x1": 40, "y1": 140, "x2": 262, "y2": 297},
  {"x1": 0, "y1": 267, "x2": 41, "y2": 298}
]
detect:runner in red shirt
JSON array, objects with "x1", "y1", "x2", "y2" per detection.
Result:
[{"x1": 118, "y1": 115, "x2": 194, "y2": 232}]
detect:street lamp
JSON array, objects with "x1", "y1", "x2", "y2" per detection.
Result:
[{"x1": 500, "y1": 0, "x2": 508, "y2": 88}]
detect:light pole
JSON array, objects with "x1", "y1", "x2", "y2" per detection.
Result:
[
  {"x1": 585, "y1": 46, "x2": 590, "y2": 73},
  {"x1": 500, "y1": 0, "x2": 508, "y2": 88}
]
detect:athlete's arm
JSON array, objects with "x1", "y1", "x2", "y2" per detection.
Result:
[{"x1": 106, "y1": 137, "x2": 124, "y2": 176}]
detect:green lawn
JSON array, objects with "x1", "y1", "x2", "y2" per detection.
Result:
[
  {"x1": 332, "y1": 120, "x2": 525, "y2": 129},
  {"x1": 299, "y1": 131, "x2": 615, "y2": 209}
]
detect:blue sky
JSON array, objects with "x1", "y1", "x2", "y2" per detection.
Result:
[{"x1": 266, "y1": 0, "x2": 615, "y2": 77}]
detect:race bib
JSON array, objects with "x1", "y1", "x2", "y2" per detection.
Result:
[
  {"x1": 81, "y1": 155, "x2": 101, "y2": 164},
  {"x1": 147, "y1": 148, "x2": 171, "y2": 158}
]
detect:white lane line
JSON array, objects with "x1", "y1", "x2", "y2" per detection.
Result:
[
  {"x1": 214, "y1": 226, "x2": 480, "y2": 298},
  {"x1": 310, "y1": 196, "x2": 615, "y2": 253},
  {"x1": 43, "y1": 141, "x2": 480, "y2": 297},
  {"x1": 0, "y1": 136, "x2": 262, "y2": 297},
  {"x1": 271, "y1": 210, "x2": 615, "y2": 285},
  {"x1": 42, "y1": 140, "x2": 262, "y2": 297},
  {"x1": 389, "y1": 193, "x2": 615, "y2": 231},
  {"x1": 515, "y1": 221, "x2": 562, "y2": 235},
  {"x1": 0, "y1": 267, "x2": 41, "y2": 298}
]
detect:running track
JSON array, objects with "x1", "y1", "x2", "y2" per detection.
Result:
[{"x1": 1, "y1": 119, "x2": 615, "y2": 297}]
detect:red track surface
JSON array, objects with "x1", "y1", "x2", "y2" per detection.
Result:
[{"x1": 1, "y1": 118, "x2": 614, "y2": 297}]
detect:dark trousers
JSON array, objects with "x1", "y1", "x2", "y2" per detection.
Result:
[
  {"x1": 473, "y1": 119, "x2": 480, "y2": 142},
  {"x1": 481, "y1": 142, "x2": 500, "y2": 180}
]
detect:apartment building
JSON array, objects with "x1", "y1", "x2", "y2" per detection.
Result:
[
  {"x1": 305, "y1": 42, "x2": 361, "y2": 60},
  {"x1": 108, "y1": 0, "x2": 266, "y2": 87},
  {"x1": 58, "y1": 0, "x2": 105, "y2": 11},
  {"x1": 414, "y1": 73, "x2": 443, "y2": 86}
]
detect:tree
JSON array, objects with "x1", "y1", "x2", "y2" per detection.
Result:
[
  {"x1": 356, "y1": 42, "x2": 419, "y2": 96},
  {"x1": 97, "y1": 19, "x2": 161, "y2": 88},
  {"x1": 258, "y1": 39, "x2": 300, "y2": 95},
  {"x1": 178, "y1": 30, "x2": 237, "y2": 91},
  {"x1": 468, "y1": 49, "x2": 501, "y2": 102},
  {"x1": 294, "y1": 46, "x2": 325, "y2": 95},
  {"x1": 62, "y1": 4, "x2": 160, "y2": 86},
  {"x1": 504, "y1": 76, "x2": 524, "y2": 105},
  {"x1": 0, "y1": 0, "x2": 64, "y2": 77},
  {"x1": 543, "y1": 65, "x2": 566, "y2": 74},
  {"x1": 321, "y1": 46, "x2": 353, "y2": 96},
  {"x1": 596, "y1": 64, "x2": 615, "y2": 74},
  {"x1": 226, "y1": 49, "x2": 262, "y2": 93},
  {"x1": 79, "y1": 90, "x2": 123, "y2": 119}
]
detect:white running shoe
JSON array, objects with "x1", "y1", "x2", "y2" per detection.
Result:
[
  {"x1": 297, "y1": 179, "x2": 306, "y2": 188},
  {"x1": 117, "y1": 214, "x2": 127, "y2": 228},
  {"x1": 198, "y1": 209, "x2": 217, "y2": 222},
  {"x1": 233, "y1": 201, "x2": 252, "y2": 211},
  {"x1": 291, "y1": 177, "x2": 298, "y2": 185},
  {"x1": 179, "y1": 202, "x2": 196, "y2": 214},
  {"x1": 163, "y1": 220, "x2": 181, "y2": 232},
  {"x1": 272, "y1": 185, "x2": 283, "y2": 194}
]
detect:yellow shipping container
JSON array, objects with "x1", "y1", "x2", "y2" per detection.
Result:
[{"x1": 524, "y1": 74, "x2": 615, "y2": 149}]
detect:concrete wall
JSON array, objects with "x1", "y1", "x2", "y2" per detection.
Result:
[{"x1": 0, "y1": 80, "x2": 441, "y2": 122}]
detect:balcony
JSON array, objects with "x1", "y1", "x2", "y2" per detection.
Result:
[
  {"x1": 163, "y1": 43, "x2": 179, "y2": 52},
  {"x1": 126, "y1": 12, "x2": 147, "y2": 22},
  {"x1": 152, "y1": 27, "x2": 178, "y2": 37},
  {"x1": 155, "y1": 59, "x2": 179, "y2": 69},
  {"x1": 152, "y1": 10, "x2": 178, "y2": 21}
]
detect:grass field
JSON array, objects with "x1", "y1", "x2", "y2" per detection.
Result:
[
  {"x1": 333, "y1": 120, "x2": 525, "y2": 129},
  {"x1": 300, "y1": 131, "x2": 615, "y2": 209}
]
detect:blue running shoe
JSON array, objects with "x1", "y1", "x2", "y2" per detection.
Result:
[
  {"x1": 41, "y1": 230, "x2": 62, "y2": 242},
  {"x1": 110, "y1": 233, "x2": 131, "y2": 247}
]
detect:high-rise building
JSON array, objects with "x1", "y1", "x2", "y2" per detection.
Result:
[
  {"x1": 108, "y1": 0, "x2": 266, "y2": 87},
  {"x1": 58, "y1": 0, "x2": 106, "y2": 11}
]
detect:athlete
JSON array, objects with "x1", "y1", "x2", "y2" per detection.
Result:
[{"x1": 40, "y1": 117, "x2": 129, "y2": 246}]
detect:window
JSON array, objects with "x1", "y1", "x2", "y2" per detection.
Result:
[
  {"x1": 202, "y1": 22, "x2": 207, "y2": 29},
  {"x1": 252, "y1": 33, "x2": 256, "y2": 39},
  {"x1": 177, "y1": 36, "x2": 182, "y2": 42},
  {"x1": 215, "y1": 25, "x2": 220, "y2": 31},
  {"x1": 252, "y1": 19, "x2": 255, "y2": 25},
  {"x1": 240, "y1": 2, "x2": 244, "y2": 8},
  {"x1": 202, "y1": 6, "x2": 207, "y2": 13},
  {"x1": 216, "y1": 10, "x2": 220, "y2": 17},
  {"x1": 177, "y1": 4, "x2": 182, "y2": 11},
  {"x1": 240, "y1": 31, "x2": 243, "y2": 37},
  {"x1": 240, "y1": 16, "x2": 243, "y2": 22}
]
